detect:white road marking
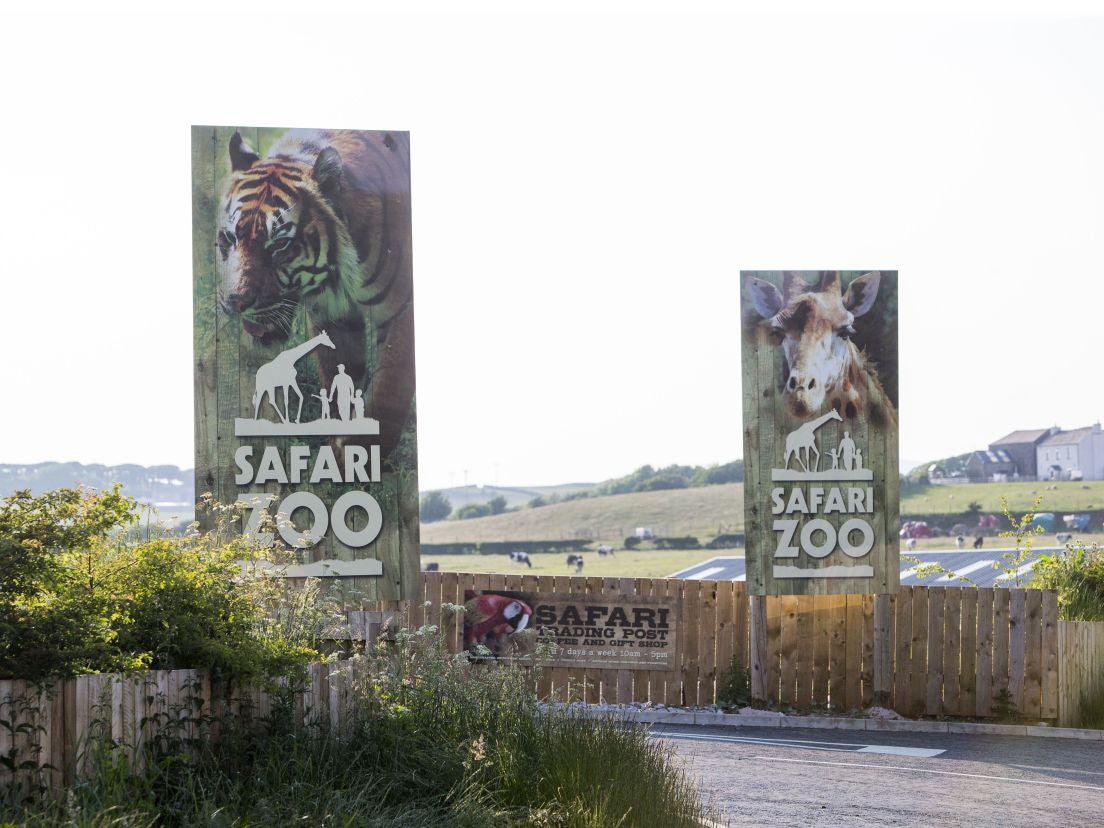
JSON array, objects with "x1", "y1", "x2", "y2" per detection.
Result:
[
  {"x1": 668, "y1": 556, "x2": 728, "y2": 579},
  {"x1": 856, "y1": 745, "x2": 945, "y2": 758},
  {"x1": 899, "y1": 566, "x2": 921, "y2": 581},
  {"x1": 692, "y1": 566, "x2": 726, "y2": 580},
  {"x1": 938, "y1": 560, "x2": 995, "y2": 581},
  {"x1": 997, "y1": 561, "x2": 1037, "y2": 582},
  {"x1": 654, "y1": 730, "x2": 944, "y2": 757},
  {"x1": 751, "y1": 756, "x2": 1104, "y2": 792}
]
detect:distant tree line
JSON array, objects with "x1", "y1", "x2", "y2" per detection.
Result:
[
  {"x1": 528, "y1": 460, "x2": 744, "y2": 508},
  {"x1": 420, "y1": 460, "x2": 746, "y2": 523}
]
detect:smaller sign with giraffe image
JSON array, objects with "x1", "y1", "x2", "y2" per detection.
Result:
[{"x1": 741, "y1": 271, "x2": 899, "y2": 595}]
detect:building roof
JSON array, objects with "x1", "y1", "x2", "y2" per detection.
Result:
[
  {"x1": 1040, "y1": 427, "x2": 1095, "y2": 447},
  {"x1": 971, "y1": 449, "x2": 1013, "y2": 466},
  {"x1": 991, "y1": 428, "x2": 1051, "y2": 446}
]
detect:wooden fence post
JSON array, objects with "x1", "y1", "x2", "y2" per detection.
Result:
[{"x1": 749, "y1": 594, "x2": 768, "y2": 705}]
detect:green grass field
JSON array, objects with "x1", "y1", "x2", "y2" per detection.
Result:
[
  {"x1": 900, "y1": 480, "x2": 1104, "y2": 515},
  {"x1": 423, "y1": 548, "x2": 738, "y2": 579},
  {"x1": 421, "y1": 480, "x2": 1103, "y2": 547}
]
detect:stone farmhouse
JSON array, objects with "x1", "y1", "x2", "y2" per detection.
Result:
[
  {"x1": 965, "y1": 424, "x2": 1104, "y2": 482},
  {"x1": 966, "y1": 428, "x2": 1054, "y2": 482}
]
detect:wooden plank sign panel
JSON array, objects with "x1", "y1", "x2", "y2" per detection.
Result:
[
  {"x1": 191, "y1": 126, "x2": 420, "y2": 601},
  {"x1": 741, "y1": 271, "x2": 899, "y2": 595}
]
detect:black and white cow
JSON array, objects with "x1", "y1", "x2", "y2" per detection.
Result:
[
  {"x1": 597, "y1": 545, "x2": 615, "y2": 557},
  {"x1": 566, "y1": 554, "x2": 584, "y2": 573},
  {"x1": 508, "y1": 551, "x2": 533, "y2": 568}
]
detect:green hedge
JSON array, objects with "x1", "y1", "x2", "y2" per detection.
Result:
[
  {"x1": 707, "y1": 533, "x2": 745, "y2": 549},
  {"x1": 652, "y1": 536, "x2": 701, "y2": 550},
  {"x1": 420, "y1": 542, "x2": 479, "y2": 556}
]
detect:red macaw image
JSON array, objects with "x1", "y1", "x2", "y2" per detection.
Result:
[{"x1": 464, "y1": 592, "x2": 534, "y2": 659}]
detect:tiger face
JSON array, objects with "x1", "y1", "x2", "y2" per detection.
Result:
[{"x1": 216, "y1": 132, "x2": 348, "y2": 345}]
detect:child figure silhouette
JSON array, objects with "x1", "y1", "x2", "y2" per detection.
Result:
[{"x1": 312, "y1": 389, "x2": 333, "y2": 421}]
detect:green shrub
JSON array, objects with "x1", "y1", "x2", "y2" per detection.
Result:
[
  {"x1": 0, "y1": 487, "x2": 336, "y2": 681},
  {"x1": 623, "y1": 536, "x2": 641, "y2": 550},
  {"x1": 1032, "y1": 542, "x2": 1104, "y2": 621},
  {"x1": 718, "y1": 655, "x2": 750, "y2": 709}
]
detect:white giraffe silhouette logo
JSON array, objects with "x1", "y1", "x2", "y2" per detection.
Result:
[
  {"x1": 783, "y1": 410, "x2": 842, "y2": 473},
  {"x1": 234, "y1": 332, "x2": 380, "y2": 438},
  {"x1": 252, "y1": 330, "x2": 334, "y2": 423}
]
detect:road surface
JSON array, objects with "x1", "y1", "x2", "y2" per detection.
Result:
[
  {"x1": 669, "y1": 548, "x2": 1065, "y2": 587},
  {"x1": 655, "y1": 724, "x2": 1104, "y2": 826}
]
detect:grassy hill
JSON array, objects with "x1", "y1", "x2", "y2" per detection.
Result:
[
  {"x1": 420, "y1": 483, "x2": 744, "y2": 544},
  {"x1": 422, "y1": 480, "x2": 1104, "y2": 543}
]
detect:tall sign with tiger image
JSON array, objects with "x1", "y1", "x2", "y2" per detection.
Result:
[
  {"x1": 741, "y1": 271, "x2": 899, "y2": 595},
  {"x1": 192, "y1": 126, "x2": 420, "y2": 601}
]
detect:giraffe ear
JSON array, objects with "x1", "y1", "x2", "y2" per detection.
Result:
[
  {"x1": 843, "y1": 271, "x2": 881, "y2": 317},
  {"x1": 746, "y1": 277, "x2": 783, "y2": 319}
]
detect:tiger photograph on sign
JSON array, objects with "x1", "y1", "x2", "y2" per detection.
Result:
[
  {"x1": 193, "y1": 126, "x2": 420, "y2": 601},
  {"x1": 741, "y1": 271, "x2": 899, "y2": 596}
]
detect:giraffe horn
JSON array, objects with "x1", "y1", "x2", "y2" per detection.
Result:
[
  {"x1": 782, "y1": 271, "x2": 809, "y2": 303},
  {"x1": 819, "y1": 271, "x2": 841, "y2": 293}
]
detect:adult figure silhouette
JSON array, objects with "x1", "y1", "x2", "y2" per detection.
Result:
[
  {"x1": 330, "y1": 363, "x2": 356, "y2": 421},
  {"x1": 838, "y1": 431, "x2": 857, "y2": 471}
]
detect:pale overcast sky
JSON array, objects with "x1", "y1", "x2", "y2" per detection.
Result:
[{"x1": 1, "y1": 1, "x2": 1101, "y2": 491}]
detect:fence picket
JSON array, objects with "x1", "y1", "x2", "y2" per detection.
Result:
[
  {"x1": 1024, "y1": 590, "x2": 1043, "y2": 720},
  {"x1": 959, "y1": 590, "x2": 977, "y2": 717},
  {"x1": 893, "y1": 587, "x2": 912, "y2": 713},
  {"x1": 1041, "y1": 591, "x2": 1059, "y2": 721},
  {"x1": 926, "y1": 587, "x2": 945, "y2": 716},
  {"x1": 779, "y1": 596, "x2": 798, "y2": 707},
  {"x1": 975, "y1": 589, "x2": 994, "y2": 717},
  {"x1": 812, "y1": 595, "x2": 830, "y2": 708}
]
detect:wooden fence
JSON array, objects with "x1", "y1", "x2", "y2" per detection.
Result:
[
  {"x1": 1057, "y1": 620, "x2": 1104, "y2": 727},
  {"x1": 410, "y1": 573, "x2": 1062, "y2": 719},
  {"x1": 1, "y1": 575, "x2": 1097, "y2": 792}
]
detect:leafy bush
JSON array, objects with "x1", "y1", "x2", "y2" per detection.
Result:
[
  {"x1": 419, "y1": 490, "x2": 452, "y2": 523},
  {"x1": 455, "y1": 502, "x2": 492, "y2": 520},
  {"x1": 0, "y1": 487, "x2": 337, "y2": 681},
  {"x1": 623, "y1": 536, "x2": 641, "y2": 550},
  {"x1": 1032, "y1": 542, "x2": 1104, "y2": 621},
  {"x1": 718, "y1": 655, "x2": 751, "y2": 709}
]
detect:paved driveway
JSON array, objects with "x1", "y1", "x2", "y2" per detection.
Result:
[
  {"x1": 656, "y1": 724, "x2": 1104, "y2": 827},
  {"x1": 670, "y1": 548, "x2": 1065, "y2": 587}
]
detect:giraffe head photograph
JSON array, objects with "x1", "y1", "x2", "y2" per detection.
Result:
[{"x1": 743, "y1": 271, "x2": 898, "y2": 429}]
